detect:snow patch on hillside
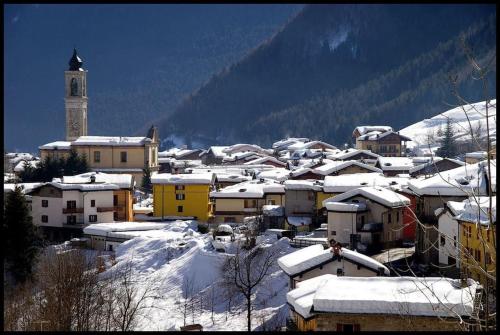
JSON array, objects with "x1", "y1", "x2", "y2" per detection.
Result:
[
  {"x1": 399, "y1": 100, "x2": 496, "y2": 154},
  {"x1": 106, "y1": 221, "x2": 295, "y2": 331}
]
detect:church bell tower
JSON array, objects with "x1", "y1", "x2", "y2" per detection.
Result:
[{"x1": 65, "y1": 48, "x2": 88, "y2": 141}]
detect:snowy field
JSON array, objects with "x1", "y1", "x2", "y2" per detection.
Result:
[
  {"x1": 399, "y1": 100, "x2": 496, "y2": 153},
  {"x1": 103, "y1": 220, "x2": 295, "y2": 331}
]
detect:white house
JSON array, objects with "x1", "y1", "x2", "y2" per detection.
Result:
[
  {"x1": 28, "y1": 180, "x2": 119, "y2": 241},
  {"x1": 278, "y1": 244, "x2": 389, "y2": 289},
  {"x1": 435, "y1": 201, "x2": 465, "y2": 270}
]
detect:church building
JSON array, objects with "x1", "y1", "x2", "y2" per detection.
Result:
[{"x1": 39, "y1": 49, "x2": 159, "y2": 186}]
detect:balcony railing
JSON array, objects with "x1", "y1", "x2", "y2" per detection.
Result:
[
  {"x1": 97, "y1": 206, "x2": 120, "y2": 212},
  {"x1": 62, "y1": 207, "x2": 84, "y2": 214},
  {"x1": 62, "y1": 222, "x2": 86, "y2": 227}
]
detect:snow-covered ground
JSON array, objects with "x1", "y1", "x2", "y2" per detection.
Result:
[
  {"x1": 400, "y1": 100, "x2": 496, "y2": 154},
  {"x1": 105, "y1": 220, "x2": 295, "y2": 331}
]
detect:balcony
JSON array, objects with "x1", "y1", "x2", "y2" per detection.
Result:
[
  {"x1": 97, "y1": 206, "x2": 120, "y2": 212},
  {"x1": 62, "y1": 222, "x2": 86, "y2": 228},
  {"x1": 62, "y1": 207, "x2": 84, "y2": 214}
]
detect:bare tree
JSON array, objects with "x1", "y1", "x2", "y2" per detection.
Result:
[
  {"x1": 107, "y1": 259, "x2": 158, "y2": 331},
  {"x1": 221, "y1": 241, "x2": 279, "y2": 331}
]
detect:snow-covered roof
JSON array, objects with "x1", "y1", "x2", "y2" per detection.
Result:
[
  {"x1": 408, "y1": 157, "x2": 464, "y2": 174},
  {"x1": 324, "y1": 202, "x2": 367, "y2": 212},
  {"x1": 287, "y1": 274, "x2": 335, "y2": 319},
  {"x1": 39, "y1": 141, "x2": 72, "y2": 150},
  {"x1": 323, "y1": 173, "x2": 389, "y2": 193},
  {"x1": 83, "y1": 221, "x2": 170, "y2": 237},
  {"x1": 222, "y1": 144, "x2": 271, "y2": 155},
  {"x1": 278, "y1": 244, "x2": 332, "y2": 276},
  {"x1": 222, "y1": 151, "x2": 262, "y2": 162},
  {"x1": 256, "y1": 168, "x2": 290, "y2": 182},
  {"x1": 288, "y1": 140, "x2": 337, "y2": 151},
  {"x1": 289, "y1": 276, "x2": 478, "y2": 318},
  {"x1": 210, "y1": 179, "x2": 284, "y2": 198},
  {"x1": 454, "y1": 196, "x2": 496, "y2": 225},
  {"x1": 284, "y1": 179, "x2": 323, "y2": 191},
  {"x1": 244, "y1": 156, "x2": 286, "y2": 166},
  {"x1": 287, "y1": 216, "x2": 312, "y2": 226},
  {"x1": 465, "y1": 151, "x2": 488, "y2": 159},
  {"x1": 376, "y1": 157, "x2": 416, "y2": 171},
  {"x1": 326, "y1": 148, "x2": 380, "y2": 161},
  {"x1": 272, "y1": 137, "x2": 311, "y2": 150},
  {"x1": 407, "y1": 160, "x2": 495, "y2": 196},
  {"x1": 61, "y1": 172, "x2": 134, "y2": 189},
  {"x1": 151, "y1": 173, "x2": 215, "y2": 185},
  {"x1": 314, "y1": 160, "x2": 381, "y2": 175},
  {"x1": 30, "y1": 181, "x2": 120, "y2": 192},
  {"x1": 93, "y1": 168, "x2": 144, "y2": 173},
  {"x1": 400, "y1": 100, "x2": 497, "y2": 150},
  {"x1": 354, "y1": 126, "x2": 393, "y2": 136},
  {"x1": 203, "y1": 146, "x2": 230, "y2": 158},
  {"x1": 72, "y1": 136, "x2": 151, "y2": 146},
  {"x1": 278, "y1": 244, "x2": 390, "y2": 277},
  {"x1": 325, "y1": 186, "x2": 410, "y2": 208}
]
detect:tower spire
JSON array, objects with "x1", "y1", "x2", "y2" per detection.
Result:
[{"x1": 68, "y1": 48, "x2": 83, "y2": 71}]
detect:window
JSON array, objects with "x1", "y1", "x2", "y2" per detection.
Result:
[
  {"x1": 113, "y1": 195, "x2": 118, "y2": 206},
  {"x1": 94, "y1": 151, "x2": 101, "y2": 163},
  {"x1": 267, "y1": 199, "x2": 276, "y2": 205},
  {"x1": 440, "y1": 235, "x2": 446, "y2": 246},
  {"x1": 120, "y1": 151, "x2": 127, "y2": 163},
  {"x1": 464, "y1": 226, "x2": 472, "y2": 238},
  {"x1": 396, "y1": 211, "x2": 400, "y2": 222},
  {"x1": 448, "y1": 256, "x2": 456, "y2": 266},
  {"x1": 474, "y1": 249, "x2": 481, "y2": 263},
  {"x1": 337, "y1": 268, "x2": 344, "y2": 276},
  {"x1": 453, "y1": 236, "x2": 457, "y2": 247},
  {"x1": 67, "y1": 200, "x2": 76, "y2": 209},
  {"x1": 41, "y1": 215, "x2": 48, "y2": 223},
  {"x1": 485, "y1": 252, "x2": 492, "y2": 265},
  {"x1": 42, "y1": 199, "x2": 48, "y2": 207},
  {"x1": 224, "y1": 217, "x2": 236, "y2": 223},
  {"x1": 360, "y1": 216, "x2": 365, "y2": 225},
  {"x1": 336, "y1": 324, "x2": 360, "y2": 332},
  {"x1": 331, "y1": 230, "x2": 336, "y2": 236},
  {"x1": 108, "y1": 244, "x2": 113, "y2": 251},
  {"x1": 244, "y1": 199, "x2": 257, "y2": 208},
  {"x1": 175, "y1": 185, "x2": 185, "y2": 190},
  {"x1": 90, "y1": 199, "x2": 95, "y2": 207},
  {"x1": 388, "y1": 213, "x2": 392, "y2": 224},
  {"x1": 89, "y1": 215, "x2": 97, "y2": 222},
  {"x1": 67, "y1": 215, "x2": 76, "y2": 225},
  {"x1": 177, "y1": 206, "x2": 183, "y2": 213},
  {"x1": 307, "y1": 191, "x2": 314, "y2": 201},
  {"x1": 113, "y1": 212, "x2": 118, "y2": 220},
  {"x1": 176, "y1": 194, "x2": 186, "y2": 200}
]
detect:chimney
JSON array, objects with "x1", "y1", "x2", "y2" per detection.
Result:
[{"x1": 90, "y1": 175, "x2": 96, "y2": 183}]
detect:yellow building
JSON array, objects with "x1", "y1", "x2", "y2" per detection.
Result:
[
  {"x1": 39, "y1": 127, "x2": 159, "y2": 187},
  {"x1": 210, "y1": 179, "x2": 285, "y2": 224},
  {"x1": 458, "y1": 199, "x2": 496, "y2": 287},
  {"x1": 152, "y1": 173, "x2": 216, "y2": 222}
]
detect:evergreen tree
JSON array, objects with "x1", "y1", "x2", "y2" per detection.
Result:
[
  {"x1": 4, "y1": 185, "x2": 42, "y2": 283},
  {"x1": 142, "y1": 166, "x2": 152, "y2": 191},
  {"x1": 436, "y1": 118, "x2": 457, "y2": 158}
]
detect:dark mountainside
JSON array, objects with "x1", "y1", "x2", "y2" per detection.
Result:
[
  {"x1": 4, "y1": 4, "x2": 302, "y2": 152},
  {"x1": 161, "y1": 4, "x2": 496, "y2": 148}
]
